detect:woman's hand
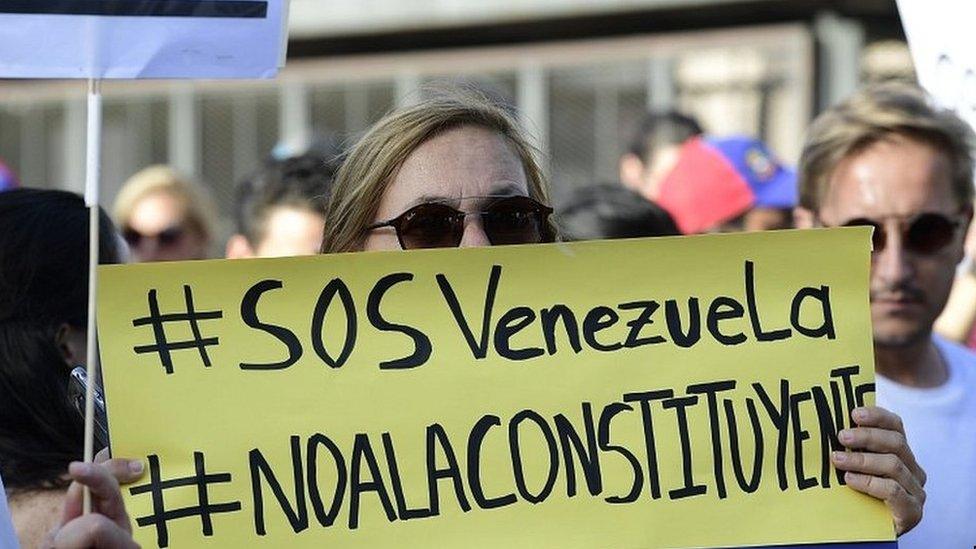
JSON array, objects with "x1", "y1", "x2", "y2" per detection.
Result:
[
  {"x1": 829, "y1": 406, "x2": 926, "y2": 535},
  {"x1": 44, "y1": 453, "x2": 145, "y2": 549}
]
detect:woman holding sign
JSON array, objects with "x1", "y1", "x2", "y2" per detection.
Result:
[
  {"x1": 317, "y1": 89, "x2": 926, "y2": 535},
  {"x1": 91, "y1": 90, "x2": 925, "y2": 545}
]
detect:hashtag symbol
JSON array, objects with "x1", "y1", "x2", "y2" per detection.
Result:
[
  {"x1": 132, "y1": 285, "x2": 223, "y2": 375},
  {"x1": 129, "y1": 452, "x2": 242, "y2": 548}
]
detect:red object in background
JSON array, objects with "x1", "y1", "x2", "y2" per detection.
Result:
[{"x1": 655, "y1": 137, "x2": 754, "y2": 234}]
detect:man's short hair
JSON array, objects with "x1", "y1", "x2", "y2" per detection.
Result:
[
  {"x1": 235, "y1": 154, "x2": 337, "y2": 245},
  {"x1": 559, "y1": 183, "x2": 680, "y2": 240},
  {"x1": 799, "y1": 82, "x2": 976, "y2": 211},
  {"x1": 627, "y1": 110, "x2": 703, "y2": 161}
]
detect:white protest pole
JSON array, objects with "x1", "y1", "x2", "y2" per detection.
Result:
[{"x1": 83, "y1": 77, "x2": 103, "y2": 514}]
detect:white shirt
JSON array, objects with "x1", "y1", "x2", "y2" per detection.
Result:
[
  {"x1": 0, "y1": 475, "x2": 18, "y2": 549},
  {"x1": 876, "y1": 335, "x2": 976, "y2": 549}
]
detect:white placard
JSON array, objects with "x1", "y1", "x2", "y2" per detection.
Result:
[
  {"x1": 898, "y1": 0, "x2": 976, "y2": 130},
  {"x1": 0, "y1": 0, "x2": 287, "y2": 79}
]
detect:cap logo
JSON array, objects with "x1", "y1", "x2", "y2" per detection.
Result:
[{"x1": 745, "y1": 147, "x2": 775, "y2": 181}]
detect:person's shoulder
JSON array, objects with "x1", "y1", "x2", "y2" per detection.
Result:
[
  {"x1": 934, "y1": 335, "x2": 976, "y2": 383},
  {"x1": 935, "y1": 334, "x2": 976, "y2": 360}
]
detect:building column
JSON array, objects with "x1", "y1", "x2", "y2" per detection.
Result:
[
  {"x1": 279, "y1": 80, "x2": 310, "y2": 156},
  {"x1": 517, "y1": 63, "x2": 549, "y2": 173},
  {"x1": 647, "y1": 57, "x2": 676, "y2": 111},
  {"x1": 815, "y1": 11, "x2": 865, "y2": 111},
  {"x1": 395, "y1": 72, "x2": 422, "y2": 108},
  {"x1": 168, "y1": 83, "x2": 198, "y2": 175},
  {"x1": 65, "y1": 96, "x2": 87, "y2": 194}
]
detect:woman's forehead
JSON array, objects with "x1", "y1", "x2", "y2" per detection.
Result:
[{"x1": 381, "y1": 125, "x2": 529, "y2": 213}]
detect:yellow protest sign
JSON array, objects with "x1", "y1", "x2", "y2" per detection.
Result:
[{"x1": 97, "y1": 228, "x2": 894, "y2": 548}]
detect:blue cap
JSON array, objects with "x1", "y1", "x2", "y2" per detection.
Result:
[{"x1": 704, "y1": 136, "x2": 797, "y2": 209}]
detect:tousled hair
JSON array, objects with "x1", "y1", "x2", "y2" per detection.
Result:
[
  {"x1": 235, "y1": 154, "x2": 337, "y2": 245},
  {"x1": 627, "y1": 110, "x2": 703, "y2": 161},
  {"x1": 799, "y1": 82, "x2": 976, "y2": 211},
  {"x1": 559, "y1": 184, "x2": 679, "y2": 240}
]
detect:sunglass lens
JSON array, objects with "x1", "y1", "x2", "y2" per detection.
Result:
[
  {"x1": 122, "y1": 228, "x2": 142, "y2": 247},
  {"x1": 907, "y1": 213, "x2": 955, "y2": 254},
  {"x1": 842, "y1": 218, "x2": 886, "y2": 251},
  {"x1": 157, "y1": 227, "x2": 184, "y2": 247},
  {"x1": 399, "y1": 203, "x2": 464, "y2": 249},
  {"x1": 483, "y1": 196, "x2": 550, "y2": 245}
]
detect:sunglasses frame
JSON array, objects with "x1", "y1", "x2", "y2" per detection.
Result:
[
  {"x1": 367, "y1": 195, "x2": 555, "y2": 250},
  {"x1": 831, "y1": 211, "x2": 967, "y2": 255}
]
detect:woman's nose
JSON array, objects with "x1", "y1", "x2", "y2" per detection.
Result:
[{"x1": 458, "y1": 218, "x2": 491, "y2": 248}]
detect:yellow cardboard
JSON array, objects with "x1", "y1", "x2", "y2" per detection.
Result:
[{"x1": 96, "y1": 228, "x2": 893, "y2": 548}]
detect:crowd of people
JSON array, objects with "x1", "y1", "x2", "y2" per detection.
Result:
[{"x1": 0, "y1": 80, "x2": 973, "y2": 548}]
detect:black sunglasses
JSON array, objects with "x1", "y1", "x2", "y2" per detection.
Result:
[
  {"x1": 367, "y1": 195, "x2": 555, "y2": 249},
  {"x1": 840, "y1": 212, "x2": 963, "y2": 255},
  {"x1": 122, "y1": 225, "x2": 185, "y2": 249}
]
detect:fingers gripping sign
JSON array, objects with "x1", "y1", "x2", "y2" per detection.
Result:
[
  {"x1": 830, "y1": 406, "x2": 927, "y2": 535},
  {"x1": 46, "y1": 461, "x2": 143, "y2": 549}
]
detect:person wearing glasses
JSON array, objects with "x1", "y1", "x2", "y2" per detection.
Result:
[
  {"x1": 320, "y1": 91, "x2": 555, "y2": 253},
  {"x1": 795, "y1": 82, "x2": 976, "y2": 548},
  {"x1": 113, "y1": 165, "x2": 215, "y2": 263}
]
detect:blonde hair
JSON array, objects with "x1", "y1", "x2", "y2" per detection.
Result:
[
  {"x1": 113, "y1": 165, "x2": 215, "y2": 240},
  {"x1": 320, "y1": 90, "x2": 555, "y2": 253},
  {"x1": 799, "y1": 82, "x2": 976, "y2": 211}
]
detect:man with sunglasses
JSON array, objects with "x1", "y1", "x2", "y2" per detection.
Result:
[{"x1": 796, "y1": 82, "x2": 976, "y2": 548}]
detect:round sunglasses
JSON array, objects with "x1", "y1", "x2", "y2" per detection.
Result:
[
  {"x1": 122, "y1": 225, "x2": 186, "y2": 249},
  {"x1": 839, "y1": 212, "x2": 964, "y2": 255},
  {"x1": 367, "y1": 195, "x2": 555, "y2": 249}
]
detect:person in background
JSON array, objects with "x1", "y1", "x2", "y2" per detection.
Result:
[
  {"x1": 655, "y1": 135, "x2": 797, "y2": 234},
  {"x1": 558, "y1": 183, "x2": 679, "y2": 240},
  {"x1": 113, "y1": 165, "x2": 215, "y2": 262},
  {"x1": 619, "y1": 110, "x2": 703, "y2": 200},
  {"x1": 225, "y1": 153, "x2": 336, "y2": 259},
  {"x1": 933, "y1": 221, "x2": 976, "y2": 348},
  {"x1": 0, "y1": 189, "x2": 123, "y2": 546},
  {"x1": 795, "y1": 82, "x2": 975, "y2": 546}
]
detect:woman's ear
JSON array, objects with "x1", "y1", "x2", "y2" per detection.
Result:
[{"x1": 55, "y1": 323, "x2": 86, "y2": 366}]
